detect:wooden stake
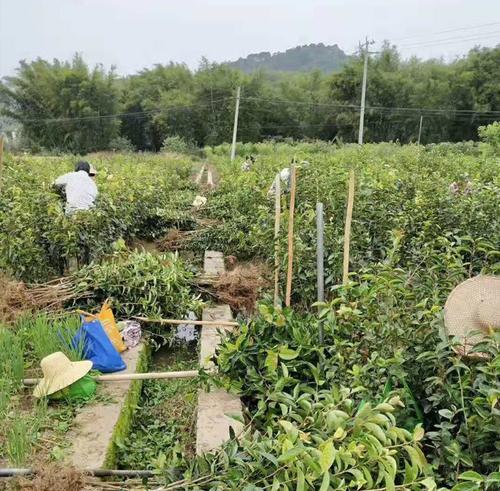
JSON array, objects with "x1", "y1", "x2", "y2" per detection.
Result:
[
  {"x1": 0, "y1": 135, "x2": 4, "y2": 192},
  {"x1": 133, "y1": 316, "x2": 238, "y2": 327},
  {"x1": 23, "y1": 370, "x2": 201, "y2": 385},
  {"x1": 195, "y1": 163, "x2": 206, "y2": 185},
  {"x1": 285, "y1": 166, "x2": 297, "y2": 307},
  {"x1": 274, "y1": 173, "x2": 281, "y2": 307},
  {"x1": 343, "y1": 168, "x2": 356, "y2": 285}
]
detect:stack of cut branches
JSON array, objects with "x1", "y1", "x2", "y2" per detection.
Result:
[
  {"x1": 155, "y1": 229, "x2": 199, "y2": 251},
  {"x1": 26, "y1": 277, "x2": 90, "y2": 312}
]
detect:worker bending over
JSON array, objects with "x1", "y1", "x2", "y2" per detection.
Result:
[{"x1": 54, "y1": 160, "x2": 98, "y2": 214}]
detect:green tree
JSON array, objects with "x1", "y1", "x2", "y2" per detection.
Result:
[{"x1": 0, "y1": 54, "x2": 119, "y2": 153}]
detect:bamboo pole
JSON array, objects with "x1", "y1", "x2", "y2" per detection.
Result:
[
  {"x1": 285, "y1": 166, "x2": 297, "y2": 307},
  {"x1": 133, "y1": 316, "x2": 238, "y2": 327},
  {"x1": 0, "y1": 135, "x2": 4, "y2": 192},
  {"x1": 23, "y1": 370, "x2": 200, "y2": 385},
  {"x1": 343, "y1": 168, "x2": 356, "y2": 285},
  {"x1": 0, "y1": 468, "x2": 157, "y2": 478},
  {"x1": 195, "y1": 163, "x2": 206, "y2": 185},
  {"x1": 274, "y1": 173, "x2": 281, "y2": 307}
]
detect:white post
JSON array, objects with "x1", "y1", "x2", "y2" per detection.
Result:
[
  {"x1": 274, "y1": 173, "x2": 281, "y2": 308},
  {"x1": 417, "y1": 115, "x2": 423, "y2": 145},
  {"x1": 316, "y1": 202, "x2": 325, "y2": 343},
  {"x1": 230, "y1": 86, "x2": 241, "y2": 161},
  {"x1": 358, "y1": 39, "x2": 370, "y2": 145}
]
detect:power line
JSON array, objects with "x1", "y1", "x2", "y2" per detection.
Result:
[
  {"x1": 391, "y1": 21, "x2": 500, "y2": 43},
  {"x1": 242, "y1": 96, "x2": 500, "y2": 116},
  {"x1": 400, "y1": 31, "x2": 500, "y2": 49},
  {"x1": 7, "y1": 95, "x2": 500, "y2": 126},
  {"x1": 15, "y1": 98, "x2": 231, "y2": 124}
]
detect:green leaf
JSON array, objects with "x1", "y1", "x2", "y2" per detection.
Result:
[
  {"x1": 296, "y1": 469, "x2": 305, "y2": 491},
  {"x1": 319, "y1": 439, "x2": 335, "y2": 473},
  {"x1": 420, "y1": 477, "x2": 437, "y2": 490},
  {"x1": 265, "y1": 350, "x2": 278, "y2": 371},
  {"x1": 459, "y1": 471, "x2": 484, "y2": 482},
  {"x1": 487, "y1": 472, "x2": 500, "y2": 484},
  {"x1": 278, "y1": 446, "x2": 303, "y2": 463},
  {"x1": 319, "y1": 470, "x2": 330, "y2": 491},
  {"x1": 451, "y1": 482, "x2": 481, "y2": 491},
  {"x1": 413, "y1": 425, "x2": 425, "y2": 442},
  {"x1": 279, "y1": 420, "x2": 299, "y2": 442},
  {"x1": 279, "y1": 347, "x2": 299, "y2": 360},
  {"x1": 364, "y1": 422, "x2": 387, "y2": 444},
  {"x1": 261, "y1": 452, "x2": 279, "y2": 466},
  {"x1": 438, "y1": 409, "x2": 454, "y2": 419},
  {"x1": 405, "y1": 446, "x2": 424, "y2": 471}
]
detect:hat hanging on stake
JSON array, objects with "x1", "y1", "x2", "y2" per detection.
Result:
[
  {"x1": 33, "y1": 352, "x2": 92, "y2": 398},
  {"x1": 444, "y1": 275, "x2": 500, "y2": 356}
]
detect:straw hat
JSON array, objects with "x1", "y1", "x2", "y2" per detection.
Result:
[
  {"x1": 34, "y1": 352, "x2": 92, "y2": 398},
  {"x1": 444, "y1": 275, "x2": 500, "y2": 355}
]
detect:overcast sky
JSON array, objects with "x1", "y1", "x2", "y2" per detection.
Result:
[{"x1": 1, "y1": 0, "x2": 499, "y2": 77}]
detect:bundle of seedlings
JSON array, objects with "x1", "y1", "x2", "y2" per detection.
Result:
[
  {"x1": 26, "y1": 251, "x2": 203, "y2": 321},
  {"x1": 26, "y1": 276, "x2": 90, "y2": 313}
]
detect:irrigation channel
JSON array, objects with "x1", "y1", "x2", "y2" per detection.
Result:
[{"x1": 116, "y1": 334, "x2": 200, "y2": 469}]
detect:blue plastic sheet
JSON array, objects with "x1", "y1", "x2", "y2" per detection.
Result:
[{"x1": 72, "y1": 319, "x2": 126, "y2": 373}]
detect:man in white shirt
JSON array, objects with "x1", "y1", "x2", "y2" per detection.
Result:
[{"x1": 53, "y1": 161, "x2": 98, "y2": 214}]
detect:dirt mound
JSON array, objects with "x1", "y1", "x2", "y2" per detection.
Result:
[{"x1": 214, "y1": 262, "x2": 269, "y2": 313}]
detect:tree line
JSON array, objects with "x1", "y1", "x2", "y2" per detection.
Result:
[{"x1": 0, "y1": 44, "x2": 499, "y2": 153}]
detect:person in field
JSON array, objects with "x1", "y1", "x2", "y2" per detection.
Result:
[
  {"x1": 267, "y1": 160, "x2": 309, "y2": 197},
  {"x1": 53, "y1": 160, "x2": 98, "y2": 214}
]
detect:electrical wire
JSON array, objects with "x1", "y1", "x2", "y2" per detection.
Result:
[
  {"x1": 17, "y1": 98, "x2": 231, "y2": 124},
  {"x1": 399, "y1": 31, "x2": 500, "y2": 49},
  {"x1": 242, "y1": 96, "x2": 500, "y2": 116},
  {"x1": 390, "y1": 21, "x2": 500, "y2": 43}
]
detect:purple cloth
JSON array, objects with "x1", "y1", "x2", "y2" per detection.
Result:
[{"x1": 121, "y1": 321, "x2": 142, "y2": 348}]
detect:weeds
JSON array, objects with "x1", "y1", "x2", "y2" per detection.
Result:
[{"x1": 117, "y1": 342, "x2": 199, "y2": 470}]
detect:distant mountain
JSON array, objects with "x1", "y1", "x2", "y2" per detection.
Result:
[{"x1": 226, "y1": 43, "x2": 350, "y2": 73}]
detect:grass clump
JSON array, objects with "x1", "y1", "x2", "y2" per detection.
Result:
[{"x1": 116, "y1": 342, "x2": 198, "y2": 470}]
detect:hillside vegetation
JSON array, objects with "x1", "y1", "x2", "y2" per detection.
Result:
[{"x1": 226, "y1": 43, "x2": 350, "y2": 73}]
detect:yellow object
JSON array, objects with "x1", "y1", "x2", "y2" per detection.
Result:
[
  {"x1": 34, "y1": 352, "x2": 92, "y2": 398},
  {"x1": 85, "y1": 301, "x2": 127, "y2": 353}
]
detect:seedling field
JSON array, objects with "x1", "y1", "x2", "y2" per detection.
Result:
[{"x1": 0, "y1": 138, "x2": 498, "y2": 490}]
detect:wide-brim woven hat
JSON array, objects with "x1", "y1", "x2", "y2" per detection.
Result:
[
  {"x1": 34, "y1": 351, "x2": 92, "y2": 398},
  {"x1": 444, "y1": 275, "x2": 500, "y2": 354}
]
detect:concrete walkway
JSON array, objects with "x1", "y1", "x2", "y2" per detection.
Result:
[
  {"x1": 196, "y1": 251, "x2": 244, "y2": 454},
  {"x1": 65, "y1": 344, "x2": 146, "y2": 469}
]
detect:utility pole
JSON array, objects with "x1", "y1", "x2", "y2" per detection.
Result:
[
  {"x1": 417, "y1": 115, "x2": 423, "y2": 145},
  {"x1": 358, "y1": 37, "x2": 374, "y2": 145},
  {"x1": 230, "y1": 86, "x2": 241, "y2": 161}
]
